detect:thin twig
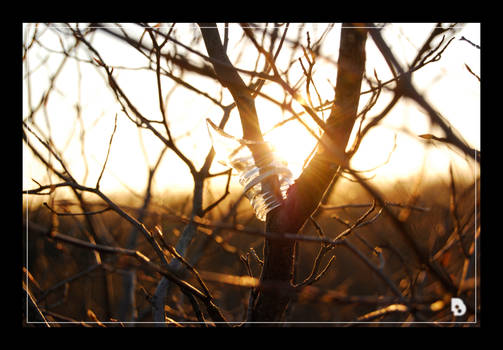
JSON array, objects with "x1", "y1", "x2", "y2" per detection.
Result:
[
  {"x1": 202, "y1": 168, "x2": 232, "y2": 215},
  {"x1": 38, "y1": 263, "x2": 102, "y2": 302},
  {"x1": 154, "y1": 226, "x2": 212, "y2": 299},
  {"x1": 49, "y1": 229, "x2": 228, "y2": 326},
  {"x1": 295, "y1": 217, "x2": 336, "y2": 288},
  {"x1": 367, "y1": 24, "x2": 479, "y2": 163},
  {"x1": 464, "y1": 63, "x2": 480, "y2": 82},
  {"x1": 449, "y1": 164, "x2": 469, "y2": 258},
  {"x1": 321, "y1": 201, "x2": 430, "y2": 212},
  {"x1": 43, "y1": 202, "x2": 111, "y2": 216},
  {"x1": 96, "y1": 114, "x2": 118, "y2": 189},
  {"x1": 356, "y1": 303, "x2": 409, "y2": 322},
  {"x1": 341, "y1": 239, "x2": 404, "y2": 300},
  {"x1": 459, "y1": 36, "x2": 480, "y2": 50},
  {"x1": 332, "y1": 201, "x2": 377, "y2": 242}
]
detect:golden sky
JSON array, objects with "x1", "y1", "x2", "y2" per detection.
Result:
[{"x1": 23, "y1": 23, "x2": 480, "y2": 198}]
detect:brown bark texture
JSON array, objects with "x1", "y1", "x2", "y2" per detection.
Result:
[{"x1": 199, "y1": 23, "x2": 368, "y2": 323}]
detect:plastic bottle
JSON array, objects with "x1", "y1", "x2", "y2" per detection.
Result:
[{"x1": 207, "y1": 119, "x2": 294, "y2": 221}]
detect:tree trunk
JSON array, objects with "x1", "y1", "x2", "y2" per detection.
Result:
[
  {"x1": 250, "y1": 23, "x2": 368, "y2": 323},
  {"x1": 199, "y1": 22, "x2": 367, "y2": 324}
]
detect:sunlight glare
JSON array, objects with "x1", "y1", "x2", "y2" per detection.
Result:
[{"x1": 264, "y1": 120, "x2": 318, "y2": 180}]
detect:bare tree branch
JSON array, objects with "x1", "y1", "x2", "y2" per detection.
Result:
[{"x1": 249, "y1": 23, "x2": 368, "y2": 323}]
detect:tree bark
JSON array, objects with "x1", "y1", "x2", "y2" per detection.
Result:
[
  {"x1": 199, "y1": 23, "x2": 367, "y2": 323},
  {"x1": 250, "y1": 23, "x2": 368, "y2": 323},
  {"x1": 198, "y1": 23, "x2": 283, "y2": 201}
]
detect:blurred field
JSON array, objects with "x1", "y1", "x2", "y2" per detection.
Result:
[{"x1": 22, "y1": 175, "x2": 480, "y2": 326}]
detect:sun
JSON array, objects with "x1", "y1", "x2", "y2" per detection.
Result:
[
  {"x1": 206, "y1": 112, "x2": 320, "y2": 182},
  {"x1": 264, "y1": 121, "x2": 319, "y2": 180}
]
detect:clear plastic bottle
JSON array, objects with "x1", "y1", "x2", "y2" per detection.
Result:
[{"x1": 207, "y1": 119, "x2": 294, "y2": 221}]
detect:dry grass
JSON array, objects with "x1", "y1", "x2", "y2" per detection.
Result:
[{"x1": 22, "y1": 175, "x2": 480, "y2": 327}]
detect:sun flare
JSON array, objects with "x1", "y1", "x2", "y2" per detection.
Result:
[{"x1": 264, "y1": 121, "x2": 318, "y2": 180}]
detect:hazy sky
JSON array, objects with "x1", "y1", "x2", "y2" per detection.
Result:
[{"x1": 23, "y1": 23, "x2": 480, "y2": 199}]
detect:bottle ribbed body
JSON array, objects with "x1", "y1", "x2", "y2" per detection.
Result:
[{"x1": 207, "y1": 119, "x2": 293, "y2": 221}]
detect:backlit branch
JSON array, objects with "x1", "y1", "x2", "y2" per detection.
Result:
[
  {"x1": 367, "y1": 24, "x2": 479, "y2": 163},
  {"x1": 47, "y1": 229, "x2": 228, "y2": 326}
]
